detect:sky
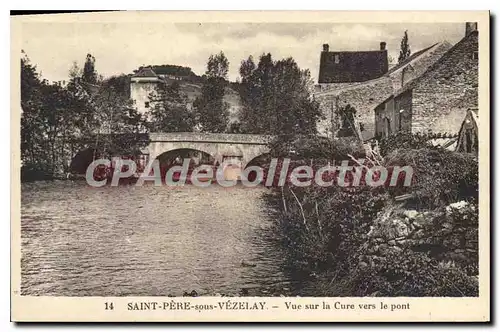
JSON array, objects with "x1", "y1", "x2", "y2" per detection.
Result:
[{"x1": 21, "y1": 22, "x2": 466, "y2": 84}]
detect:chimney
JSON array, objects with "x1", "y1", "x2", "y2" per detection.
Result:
[
  {"x1": 465, "y1": 22, "x2": 478, "y2": 36},
  {"x1": 380, "y1": 42, "x2": 387, "y2": 51},
  {"x1": 323, "y1": 44, "x2": 329, "y2": 52}
]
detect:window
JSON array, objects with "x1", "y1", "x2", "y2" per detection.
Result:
[
  {"x1": 334, "y1": 54, "x2": 340, "y2": 64},
  {"x1": 472, "y1": 51, "x2": 478, "y2": 60},
  {"x1": 145, "y1": 101, "x2": 150, "y2": 108}
]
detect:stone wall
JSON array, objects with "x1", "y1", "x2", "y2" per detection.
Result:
[
  {"x1": 411, "y1": 32, "x2": 478, "y2": 134},
  {"x1": 361, "y1": 201, "x2": 478, "y2": 275},
  {"x1": 316, "y1": 76, "x2": 394, "y2": 139}
]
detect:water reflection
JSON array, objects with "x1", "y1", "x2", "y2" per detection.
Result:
[{"x1": 21, "y1": 181, "x2": 300, "y2": 296}]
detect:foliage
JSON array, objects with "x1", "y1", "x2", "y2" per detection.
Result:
[
  {"x1": 398, "y1": 30, "x2": 412, "y2": 63},
  {"x1": 101, "y1": 74, "x2": 131, "y2": 99},
  {"x1": 238, "y1": 53, "x2": 322, "y2": 139},
  {"x1": 336, "y1": 104, "x2": 357, "y2": 138},
  {"x1": 268, "y1": 135, "x2": 365, "y2": 161},
  {"x1": 193, "y1": 51, "x2": 230, "y2": 132},
  {"x1": 68, "y1": 61, "x2": 82, "y2": 81},
  {"x1": 21, "y1": 51, "x2": 146, "y2": 179},
  {"x1": 353, "y1": 250, "x2": 478, "y2": 297},
  {"x1": 147, "y1": 81, "x2": 194, "y2": 132},
  {"x1": 90, "y1": 83, "x2": 145, "y2": 155},
  {"x1": 21, "y1": 52, "x2": 95, "y2": 177},
  {"x1": 265, "y1": 134, "x2": 478, "y2": 297},
  {"x1": 385, "y1": 148, "x2": 478, "y2": 207},
  {"x1": 379, "y1": 131, "x2": 432, "y2": 156},
  {"x1": 82, "y1": 53, "x2": 97, "y2": 84}
]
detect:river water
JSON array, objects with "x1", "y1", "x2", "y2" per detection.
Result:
[{"x1": 21, "y1": 181, "x2": 310, "y2": 296}]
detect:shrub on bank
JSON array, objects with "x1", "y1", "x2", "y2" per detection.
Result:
[
  {"x1": 266, "y1": 133, "x2": 479, "y2": 297},
  {"x1": 385, "y1": 148, "x2": 478, "y2": 208}
]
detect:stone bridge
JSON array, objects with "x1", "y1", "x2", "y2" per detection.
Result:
[{"x1": 147, "y1": 132, "x2": 271, "y2": 168}]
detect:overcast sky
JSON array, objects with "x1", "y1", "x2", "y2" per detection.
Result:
[{"x1": 21, "y1": 22, "x2": 465, "y2": 83}]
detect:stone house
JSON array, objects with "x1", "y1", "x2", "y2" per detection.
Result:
[
  {"x1": 373, "y1": 23, "x2": 478, "y2": 138},
  {"x1": 315, "y1": 35, "x2": 453, "y2": 139},
  {"x1": 130, "y1": 65, "x2": 203, "y2": 115}
]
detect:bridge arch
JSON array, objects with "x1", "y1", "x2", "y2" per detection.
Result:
[
  {"x1": 69, "y1": 147, "x2": 100, "y2": 174},
  {"x1": 154, "y1": 148, "x2": 216, "y2": 166},
  {"x1": 147, "y1": 132, "x2": 271, "y2": 169},
  {"x1": 243, "y1": 152, "x2": 272, "y2": 170},
  {"x1": 149, "y1": 141, "x2": 230, "y2": 165}
]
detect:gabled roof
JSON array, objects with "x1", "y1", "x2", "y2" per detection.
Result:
[
  {"x1": 132, "y1": 67, "x2": 158, "y2": 78},
  {"x1": 319, "y1": 50, "x2": 388, "y2": 83},
  {"x1": 386, "y1": 43, "x2": 438, "y2": 75},
  {"x1": 392, "y1": 31, "x2": 477, "y2": 98}
]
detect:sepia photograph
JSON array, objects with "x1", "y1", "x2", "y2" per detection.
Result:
[{"x1": 10, "y1": 10, "x2": 490, "y2": 322}]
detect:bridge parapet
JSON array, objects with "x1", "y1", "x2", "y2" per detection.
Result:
[{"x1": 149, "y1": 132, "x2": 272, "y2": 145}]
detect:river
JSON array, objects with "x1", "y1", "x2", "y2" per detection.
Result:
[{"x1": 21, "y1": 181, "x2": 314, "y2": 296}]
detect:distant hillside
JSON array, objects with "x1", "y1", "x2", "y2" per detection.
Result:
[{"x1": 134, "y1": 65, "x2": 203, "y2": 84}]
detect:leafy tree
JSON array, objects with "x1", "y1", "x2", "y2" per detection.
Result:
[
  {"x1": 82, "y1": 53, "x2": 97, "y2": 84},
  {"x1": 238, "y1": 53, "x2": 322, "y2": 140},
  {"x1": 21, "y1": 51, "x2": 95, "y2": 178},
  {"x1": 337, "y1": 104, "x2": 357, "y2": 138},
  {"x1": 193, "y1": 51, "x2": 230, "y2": 132},
  {"x1": 89, "y1": 78, "x2": 145, "y2": 156},
  {"x1": 146, "y1": 81, "x2": 193, "y2": 132},
  {"x1": 206, "y1": 51, "x2": 229, "y2": 79},
  {"x1": 238, "y1": 55, "x2": 261, "y2": 133},
  {"x1": 21, "y1": 52, "x2": 147, "y2": 179},
  {"x1": 101, "y1": 74, "x2": 131, "y2": 99},
  {"x1": 398, "y1": 30, "x2": 411, "y2": 63},
  {"x1": 68, "y1": 61, "x2": 82, "y2": 81}
]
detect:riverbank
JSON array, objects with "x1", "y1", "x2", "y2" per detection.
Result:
[{"x1": 263, "y1": 143, "x2": 479, "y2": 297}]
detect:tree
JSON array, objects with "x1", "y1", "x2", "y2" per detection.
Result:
[
  {"x1": 238, "y1": 55, "x2": 261, "y2": 133},
  {"x1": 90, "y1": 78, "x2": 145, "y2": 156},
  {"x1": 68, "y1": 61, "x2": 82, "y2": 81},
  {"x1": 82, "y1": 53, "x2": 97, "y2": 84},
  {"x1": 193, "y1": 51, "x2": 230, "y2": 132},
  {"x1": 21, "y1": 52, "x2": 147, "y2": 179},
  {"x1": 146, "y1": 81, "x2": 193, "y2": 132},
  {"x1": 237, "y1": 53, "x2": 322, "y2": 139},
  {"x1": 337, "y1": 104, "x2": 358, "y2": 138},
  {"x1": 398, "y1": 30, "x2": 411, "y2": 63},
  {"x1": 21, "y1": 51, "x2": 96, "y2": 178}
]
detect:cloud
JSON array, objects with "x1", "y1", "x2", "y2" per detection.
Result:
[{"x1": 21, "y1": 22, "x2": 465, "y2": 84}]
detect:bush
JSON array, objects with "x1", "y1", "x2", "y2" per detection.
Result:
[
  {"x1": 379, "y1": 132, "x2": 433, "y2": 156},
  {"x1": 21, "y1": 162, "x2": 54, "y2": 182},
  {"x1": 385, "y1": 148, "x2": 478, "y2": 208},
  {"x1": 265, "y1": 133, "x2": 478, "y2": 297},
  {"x1": 353, "y1": 250, "x2": 478, "y2": 297}
]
